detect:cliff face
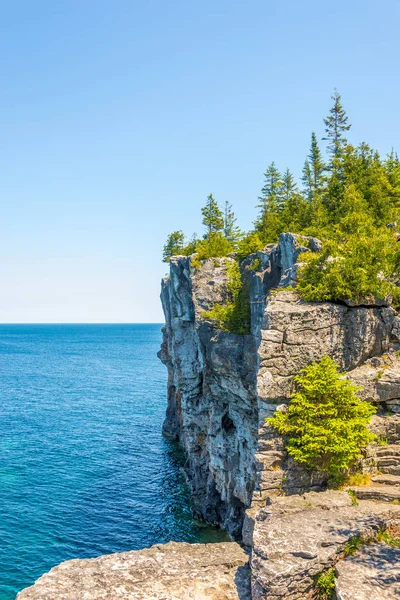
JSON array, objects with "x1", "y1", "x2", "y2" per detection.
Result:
[
  {"x1": 19, "y1": 233, "x2": 400, "y2": 600},
  {"x1": 158, "y1": 233, "x2": 400, "y2": 536}
]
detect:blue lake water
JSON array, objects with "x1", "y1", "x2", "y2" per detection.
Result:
[{"x1": 0, "y1": 324, "x2": 225, "y2": 599}]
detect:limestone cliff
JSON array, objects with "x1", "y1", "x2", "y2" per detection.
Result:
[
  {"x1": 19, "y1": 232, "x2": 400, "y2": 599},
  {"x1": 158, "y1": 232, "x2": 400, "y2": 537}
]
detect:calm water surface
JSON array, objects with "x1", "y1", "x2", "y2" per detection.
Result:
[{"x1": 0, "y1": 324, "x2": 226, "y2": 599}]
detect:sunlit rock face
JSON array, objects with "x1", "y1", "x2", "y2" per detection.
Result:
[
  {"x1": 158, "y1": 233, "x2": 399, "y2": 536},
  {"x1": 17, "y1": 541, "x2": 251, "y2": 600}
]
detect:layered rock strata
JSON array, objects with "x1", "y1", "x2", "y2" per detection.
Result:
[
  {"x1": 159, "y1": 233, "x2": 400, "y2": 535},
  {"x1": 18, "y1": 232, "x2": 400, "y2": 599},
  {"x1": 249, "y1": 490, "x2": 400, "y2": 599}
]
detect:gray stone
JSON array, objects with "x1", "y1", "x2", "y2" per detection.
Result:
[
  {"x1": 335, "y1": 542, "x2": 400, "y2": 600},
  {"x1": 347, "y1": 353, "x2": 400, "y2": 405},
  {"x1": 348, "y1": 484, "x2": 400, "y2": 502},
  {"x1": 250, "y1": 491, "x2": 400, "y2": 600},
  {"x1": 17, "y1": 541, "x2": 251, "y2": 600},
  {"x1": 159, "y1": 234, "x2": 399, "y2": 535}
]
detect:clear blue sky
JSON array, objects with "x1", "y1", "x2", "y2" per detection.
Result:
[{"x1": 0, "y1": 0, "x2": 399, "y2": 322}]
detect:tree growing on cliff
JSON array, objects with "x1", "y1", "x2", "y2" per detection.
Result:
[
  {"x1": 202, "y1": 194, "x2": 224, "y2": 236},
  {"x1": 162, "y1": 230, "x2": 186, "y2": 262},
  {"x1": 267, "y1": 356, "x2": 376, "y2": 481},
  {"x1": 224, "y1": 201, "x2": 242, "y2": 245}
]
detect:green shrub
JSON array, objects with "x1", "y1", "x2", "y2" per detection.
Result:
[
  {"x1": 249, "y1": 257, "x2": 262, "y2": 271},
  {"x1": 202, "y1": 261, "x2": 250, "y2": 334},
  {"x1": 297, "y1": 227, "x2": 400, "y2": 305},
  {"x1": 377, "y1": 527, "x2": 400, "y2": 547},
  {"x1": 267, "y1": 356, "x2": 377, "y2": 479},
  {"x1": 314, "y1": 569, "x2": 335, "y2": 600},
  {"x1": 195, "y1": 232, "x2": 233, "y2": 261},
  {"x1": 236, "y1": 232, "x2": 265, "y2": 262},
  {"x1": 344, "y1": 534, "x2": 364, "y2": 556},
  {"x1": 347, "y1": 489, "x2": 359, "y2": 506}
]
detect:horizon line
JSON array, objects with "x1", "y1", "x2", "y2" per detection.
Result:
[{"x1": 0, "y1": 322, "x2": 165, "y2": 325}]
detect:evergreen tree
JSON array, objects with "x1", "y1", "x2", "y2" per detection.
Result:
[
  {"x1": 162, "y1": 230, "x2": 186, "y2": 262},
  {"x1": 280, "y1": 170, "x2": 309, "y2": 233},
  {"x1": 223, "y1": 201, "x2": 242, "y2": 244},
  {"x1": 259, "y1": 161, "x2": 284, "y2": 207},
  {"x1": 255, "y1": 162, "x2": 284, "y2": 242},
  {"x1": 268, "y1": 356, "x2": 376, "y2": 480},
  {"x1": 201, "y1": 194, "x2": 224, "y2": 236},
  {"x1": 385, "y1": 149, "x2": 400, "y2": 206},
  {"x1": 323, "y1": 89, "x2": 351, "y2": 163},
  {"x1": 282, "y1": 168, "x2": 298, "y2": 202},
  {"x1": 302, "y1": 160, "x2": 313, "y2": 201},
  {"x1": 308, "y1": 132, "x2": 326, "y2": 194}
]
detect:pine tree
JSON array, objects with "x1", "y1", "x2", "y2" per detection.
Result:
[
  {"x1": 267, "y1": 356, "x2": 376, "y2": 480},
  {"x1": 308, "y1": 132, "x2": 326, "y2": 194},
  {"x1": 201, "y1": 194, "x2": 224, "y2": 236},
  {"x1": 259, "y1": 161, "x2": 284, "y2": 207},
  {"x1": 282, "y1": 168, "x2": 298, "y2": 202},
  {"x1": 162, "y1": 230, "x2": 186, "y2": 262},
  {"x1": 385, "y1": 149, "x2": 400, "y2": 205},
  {"x1": 302, "y1": 160, "x2": 313, "y2": 201},
  {"x1": 280, "y1": 168, "x2": 309, "y2": 233},
  {"x1": 323, "y1": 89, "x2": 351, "y2": 163},
  {"x1": 223, "y1": 201, "x2": 242, "y2": 244}
]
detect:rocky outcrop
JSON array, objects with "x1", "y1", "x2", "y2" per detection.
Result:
[
  {"x1": 17, "y1": 232, "x2": 400, "y2": 600},
  {"x1": 249, "y1": 491, "x2": 400, "y2": 600},
  {"x1": 16, "y1": 542, "x2": 251, "y2": 600},
  {"x1": 335, "y1": 542, "x2": 400, "y2": 600},
  {"x1": 158, "y1": 254, "x2": 259, "y2": 537},
  {"x1": 159, "y1": 233, "x2": 400, "y2": 535}
]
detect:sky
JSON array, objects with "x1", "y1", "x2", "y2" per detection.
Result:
[{"x1": 0, "y1": 0, "x2": 399, "y2": 323}]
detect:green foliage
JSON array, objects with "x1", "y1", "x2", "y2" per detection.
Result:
[
  {"x1": 236, "y1": 232, "x2": 265, "y2": 262},
  {"x1": 347, "y1": 489, "x2": 359, "y2": 506},
  {"x1": 224, "y1": 201, "x2": 242, "y2": 246},
  {"x1": 162, "y1": 230, "x2": 187, "y2": 262},
  {"x1": 377, "y1": 527, "x2": 400, "y2": 547},
  {"x1": 202, "y1": 193, "x2": 224, "y2": 235},
  {"x1": 324, "y1": 88, "x2": 351, "y2": 163},
  {"x1": 344, "y1": 535, "x2": 364, "y2": 556},
  {"x1": 303, "y1": 132, "x2": 326, "y2": 201},
  {"x1": 314, "y1": 569, "x2": 335, "y2": 600},
  {"x1": 267, "y1": 356, "x2": 377, "y2": 479},
  {"x1": 376, "y1": 436, "x2": 388, "y2": 446},
  {"x1": 195, "y1": 232, "x2": 233, "y2": 261},
  {"x1": 297, "y1": 215, "x2": 400, "y2": 305},
  {"x1": 163, "y1": 90, "x2": 400, "y2": 314},
  {"x1": 249, "y1": 257, "x2": 262, "y2": 271},
  {"x1": 344, "y1": 473, "x2": 371, "y2": 487},
  {"x1": 202, "y1": 261, "x2": 250, "y2": 335}
]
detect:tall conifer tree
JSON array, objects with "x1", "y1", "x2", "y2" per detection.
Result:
[
  {"x1": 223, "y1": 201, "x2": 242, "y2": 244},
  {"x1": 201, "y1": 194, "x2": 224, "y2": 236},
  {"x1": 323, "y1": 90, "x2": 351, "y2": 163}
]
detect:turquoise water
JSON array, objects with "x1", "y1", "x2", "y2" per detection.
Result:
[{"x1": 0, "y1": 324, "x2": 226, "y2": 599}]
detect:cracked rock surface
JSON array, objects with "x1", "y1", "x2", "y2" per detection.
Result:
[
  {"x1": 250, "y1": 491, "x2": 400, "y2": 600},
  {"x1": 16, "y1": 542, "x2": 251, "y2": 600},
  {"x1": 335, "y1": 542, "x2": 400, "y2": 600}
]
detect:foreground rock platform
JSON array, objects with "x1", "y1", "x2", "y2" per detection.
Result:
[
  {"x1": 17, "y1": 541, "x2": 251, "y2": 600},
  {"x1": 249, "y1": 490, "x2": 400, "y2": 600},
  {"x1": 335, "y1": 542, "x2": 400, "y2": 600}
]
